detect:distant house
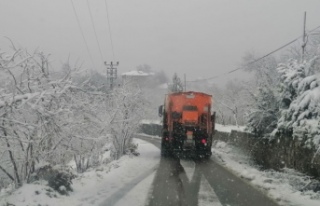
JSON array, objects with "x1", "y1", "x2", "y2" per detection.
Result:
[{"x1": 121, "y1": 70, "x2": 154, "y2": 86}]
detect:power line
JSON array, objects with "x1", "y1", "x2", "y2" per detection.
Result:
[
  {"x1": 187, "y1": 24, "x2": 320, "y2": 82},
  {"x1": 86, "y1": 0, "x2": 105, "y2": 63},
  {"x1": 104, "y1": 0, "x2": 116, "y2": 60},
  {"x1": 70, "y1": 0, "x2": 96, "y2": 69}
]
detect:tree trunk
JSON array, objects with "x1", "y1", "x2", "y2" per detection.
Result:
[
  {"x1": 2, "y1": 119, "x2": 21, "y2": 187},
  {"x1": 0, "y1": 165, "x2": 14, "y2": 181}
]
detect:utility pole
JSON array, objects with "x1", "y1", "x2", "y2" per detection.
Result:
[
  {"x1": 184, "y1": 73, "x2": 187, "y2": 91},
  {"x1": 105, "y1": 61, "x2": 119, "y2": 90},
  {"x1": 302, "y1": 11, "x2": 307, "y2": 61}
]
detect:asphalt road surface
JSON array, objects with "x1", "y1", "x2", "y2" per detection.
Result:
[{"x1": 138, "y1": 135, "x2": 279, "y2": 206}]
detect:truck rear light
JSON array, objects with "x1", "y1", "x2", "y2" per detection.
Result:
[
  {"x1": 201, "y1": 139, "x2": 207, "y2": 144},
  {"x1": 165, "y1": 137, "x2": 169, "y2": 141}
]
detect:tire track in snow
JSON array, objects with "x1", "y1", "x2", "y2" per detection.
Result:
[
  {"x1": 198, "y1": 174, "x2": 222, "y2": 206},
  {"x1": 99, "y1": 165, "x2": 158, "y2": 206}
]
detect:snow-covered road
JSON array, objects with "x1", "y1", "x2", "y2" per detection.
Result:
[{"x1": 138, "y1": 135, "x2": 279, "y2": 206}]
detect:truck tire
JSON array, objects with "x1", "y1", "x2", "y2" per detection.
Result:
[{"x1": 161, "y1": 144, "x2": 172, "y2": 157}]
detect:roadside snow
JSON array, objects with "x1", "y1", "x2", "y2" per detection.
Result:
[
  {"x1": 215, "y1": 123, "x2": 246, "y2": 133},
  {"x1": 140, "y1": 119, "x2": 162, "y2": 125},
  {"x1": 136, "y1": 133, "x2": 161, "y2": 139},
  {"x1": 0, "y1": 139, "x2": 160, "y2": 206},
  {"x1": 212, "y1": 140, "x2": 320, "y2": 206}
]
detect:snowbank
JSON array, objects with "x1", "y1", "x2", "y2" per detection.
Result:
[
  {"x1": 0, "y1": 139, "x2": 160, "y2": 206},
  {"x1": 140, "y1": 119, "x2": 162, "y2": 125},
  {"x1": 215, "y1": 123, "x2": 246, "y2": 133},
  {"x1": 212, "y1": 140, "x2": 320, "y2": 206}
]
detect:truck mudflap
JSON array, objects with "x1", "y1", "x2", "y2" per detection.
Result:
[
  {"x1": 171, "y1": 149, "x2": 212, "y2": 159},
  {"x1": 166, "y1": 143, "x2": 212, "y2": 158}
]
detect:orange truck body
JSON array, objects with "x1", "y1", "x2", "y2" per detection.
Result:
[{"x1": 159, "y1": 91, "x2": 215, "y2": 158}]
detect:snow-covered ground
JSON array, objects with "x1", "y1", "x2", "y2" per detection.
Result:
[
  {"x1": 0, "y1": 139, "x2": 160, "y2": 206},
  {"x1": 212, "y1": 140, "x2": 320, "y2": 206},
  {"x1": 2, "y1": 127, "x2": 319, "y2": 206},
  {"x1": 140, "y1": 119, "x2": 162, "y2": 125}
]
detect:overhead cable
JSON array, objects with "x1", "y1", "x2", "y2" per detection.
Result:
[
  {"x1": 187, "y1": 24, "x2": 320, "y2": 82},
  {"x1": 104, "y1": 0, "x2": 116, "y2": 60},
  {"x1": 70, "y1": 0, "x2": 96, "y2": 69},
  {"x1": 86, "y1": 0, "x2": 105, "y2": 63}
]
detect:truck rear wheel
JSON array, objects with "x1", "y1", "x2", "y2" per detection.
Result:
[
  {"x1": 195, "y1": 148, "x2": 211, "y2": 160},
  {"x1": 161, "y1": 144, "x2": 172, "y2": 157}
]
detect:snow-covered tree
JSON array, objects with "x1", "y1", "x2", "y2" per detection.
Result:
[
  {"x1": 0, "y1": 44, "x2": 150, "y2": 189},
  {"x1": 211, "y1": 80, "x2": 249, "y2": 126},
  {"x1": 246, "y1": 83, "x2": 279, "y2": 136},
  {"x1": 61, "y1": 86, "x2": 111, "y2": 173},
  {"x1": 107, "y1": 81, "x2": 146, "y2": 160},
  {"x1": 277, "y1": 60, "x2": 306, "y2": 109},
  {"x1": 153, "y1": 70, "x2": 169, "y2": 85},
  {"x1": 242, "y1": 52, "x2": 281, "y2": 135},
  {"x1": 242, "y1": 52, "x2": 279, "y2": 86},
  {"x1": 0, "y1": 48, "x2": 110, "y2": 186},
  {"x1": 0, "y1": 48, "x2": 76, "y2": 187},
  {"x1": 275, "y1": 58, "x2": 320, "y2": 148},
  {"x1": 168, "y1": 73, "x2": 184, "y2": 93}
]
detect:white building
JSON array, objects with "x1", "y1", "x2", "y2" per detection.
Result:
[{"x1": 121, "y1": 70, "x2": 154, "y2": 87}]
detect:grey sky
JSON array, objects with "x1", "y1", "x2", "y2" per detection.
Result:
[{"x1": 1, "y1": 0, "x2": 320, "y2": 83}]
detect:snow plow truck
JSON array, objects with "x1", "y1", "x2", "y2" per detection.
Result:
[{"x1": 158, "y1": 91, "x2": 215, "y2": 158}]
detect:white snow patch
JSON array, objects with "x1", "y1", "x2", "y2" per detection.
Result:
[
  {"x1": 158, "y1": 83, "x2": 168, "y2": 89},
  {"x1": 0, "y1": 184, "x2": 66, "y2": 206},
  {"x1": 122, "y1": 70, "x2": 154, "y2": 76},
  {"x1": 140, "y1": 119, "x2": 162, "y2": 125},
  {"x1": 215, "y1": 123, "x2": 246, "y2": 133}
]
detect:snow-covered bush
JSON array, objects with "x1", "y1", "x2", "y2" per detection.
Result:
[
  {"x1": 30, "y1": 165, "x2": 75, "y2": 195},
  {"x1": 125, "y1": 142, "x2": 140, "y2": 156},
  {"x1": 47, "y1": 168, "x2": 75, "y2": 195}
]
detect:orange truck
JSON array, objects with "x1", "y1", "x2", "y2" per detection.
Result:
[{"x1": 158, "y1": 91, "x2": 215, "y2": 158}]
